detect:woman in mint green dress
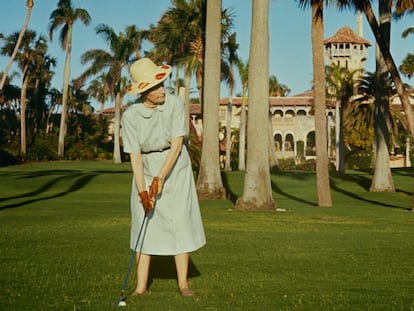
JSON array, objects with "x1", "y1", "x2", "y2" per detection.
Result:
[{"x1": 121, "y1": 58, "x2": 206, "y2": 297}]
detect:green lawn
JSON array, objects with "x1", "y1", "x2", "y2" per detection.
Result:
[{"x1": 0, "y1": 161, "x2": 413, "y2": 310}]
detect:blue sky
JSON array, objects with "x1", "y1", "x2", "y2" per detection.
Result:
[{"x1": 0, "y1": 0, "x2": 413, "y2": 110}]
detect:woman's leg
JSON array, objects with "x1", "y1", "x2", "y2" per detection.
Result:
[
  {"x1": 174, "y1": 253, "x2": 193, "y2": 296},
  {"x1": 133, "y1": 253, "x2": 151, "y2": 294}
]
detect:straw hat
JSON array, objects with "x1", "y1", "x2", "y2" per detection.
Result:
[{"x1": 127, "y1": 58, "x2": 172, "y2": 95}]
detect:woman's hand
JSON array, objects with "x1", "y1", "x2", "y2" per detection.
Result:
[
  {"x1": 149, "y1": 176, "x2": 163, "y2": 200},
  {"x1": 138, "y1": 190, "x2": 153, "y2": 215}
]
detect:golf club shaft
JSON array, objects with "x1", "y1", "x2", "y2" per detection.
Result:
[{"x1": 118, "y1": 214, "x2": 148, "y2": 302}]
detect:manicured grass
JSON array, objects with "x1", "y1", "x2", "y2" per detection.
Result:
[{"x1": 0, "y1": 161, "x2": 413, "y2": 310}]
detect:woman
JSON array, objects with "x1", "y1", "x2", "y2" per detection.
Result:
[{"x1": 121, "y1": 58, "x2": 206, "y2": 297}]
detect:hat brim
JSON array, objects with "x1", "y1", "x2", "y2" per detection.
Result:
[{"x1": 127, "y1": 65, "x2": 172, "y2": 95}]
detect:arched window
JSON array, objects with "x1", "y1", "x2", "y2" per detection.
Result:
[
  {"x1": 285, "y1": 133, "x2": 294, "y2": 152},
  {"x1": 274, "y1": 133, "x2": 282, "y2": 152},
  {"x1": 306, "y1": 131, "x2": 316, "y2": 156}
]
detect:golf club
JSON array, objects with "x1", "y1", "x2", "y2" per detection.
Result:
[{"x1": 117, "y1": 213, "x2": 149, "y2": 306}]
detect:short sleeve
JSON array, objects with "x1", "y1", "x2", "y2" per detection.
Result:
[
  {"x1": 121, "y1": 108, "x2": 141, "y2": 154},
  {"x1": 169, "y1": 96, "x2": 187, "y2": 139}
]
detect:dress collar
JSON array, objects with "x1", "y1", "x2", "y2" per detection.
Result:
[{"x1": 135, "y1": 100, "x2": 166, "y2": 118}]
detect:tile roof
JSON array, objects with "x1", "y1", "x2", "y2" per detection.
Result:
[{"x1": 324, "y1": 26, "x2": 371, "y2": 46}]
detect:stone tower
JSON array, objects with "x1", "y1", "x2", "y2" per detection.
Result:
[{"x1": 323, "y1": 15, "x2": 371, "y2": 72}]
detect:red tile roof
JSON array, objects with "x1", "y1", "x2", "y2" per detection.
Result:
[{"x1": 324, "y1": 26, "x2": 371, "y2": 46}]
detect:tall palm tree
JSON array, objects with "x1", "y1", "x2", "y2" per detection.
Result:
[
  {"x1": 299, "y1": 0, "x2": 332, "y2": 207},
  {"x1": 0, "y1": 0, "x2": 34, "y2": 92},
  {"x1": 150, "y1": 0, "x2": 205, "y2": 133},
  {"x1": 370, "y1": 0, "x2": 395, "y2": 192},
  {"x1": 48, "y1": 0, "x2": 91, "y2": 159},
  {"x1": 196, "y1": 0, "x2": 226, "y2": 199},
  {"x1": 236, "y1": 58, "x2": 249, "y2": 171},
  {"x1": 1, "y1": 29, "x2": 39, "y2": 157},
  {"x1": 78, "y1": 24, "x2": 142, "y2": 163},
  {"x1": 221, "y1": 32, "x2": 239, "y2": 172},
  {"x1": 235, "y1": 0, "x2": 275, "y2": 211}
]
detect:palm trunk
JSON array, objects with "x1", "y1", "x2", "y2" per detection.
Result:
[
  {"x1": 58, "y1": 27, "x2": 72, "y2": 159},
  {"x1": 370, "y1": 0, "x2": 395, "y2": 192},
  {"x1": 362, "y1": 4, "x2": 414, "y2": 137},
  {"x1": 196, "y1": 0, "x2": 225, "y2": 199},
  {"x1": 238, "y1": 89, "x2": 247, "y2": 171},
  {"x1": 113, "y1": 91, "x2": 122, "y2": 164},
  {"x1": 184, "y1": 69, "x2": 191, "y2": 136},
  {"x1": 225, "y1": 89, "x2": 233, "y2": 171},
  {"x1": 268, "y1": 110, "x2": 278, "y2": 170},
  {"x1": 20, "y1": 66, "x2": 29, "y2": 157},
  {"x1": 312, "y1": 4, "x2": 332, "y2": 207},
  {"x1": 235, "y1": 0, "x2": 275, "y2": 211}
]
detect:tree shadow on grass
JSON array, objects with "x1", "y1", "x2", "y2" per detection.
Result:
[
  {"x1": 0, "y1": 173, "x2": 98, "y2": 210},
  {"x1": 221, "y1": 170, "x2": 318, "y2": 207},
  {"x1": 330, "y1": 172, "x2": 412, "y2": 210},
  {"x1": 270, "y1": 178, "x2": 318, "y2": 207},
  {"x1": 0, "y1": 169, "x2": 130, "y2": 211}
]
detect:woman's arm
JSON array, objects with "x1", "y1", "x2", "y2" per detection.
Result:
[
  {"x1": 157, "y1": 136, "x2": 184, "y2": 180},
  {"x1": 130, "y1": 153, "x2": 146, "y2": 192}
]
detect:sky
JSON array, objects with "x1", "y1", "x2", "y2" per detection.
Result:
[{"x1": 0, "y1": 0, "x2": 413, "y2": 110}]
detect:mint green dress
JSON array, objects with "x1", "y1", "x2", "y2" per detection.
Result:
[{"x1": 121, "y1": 94, "x2": 206, "y2": 255}]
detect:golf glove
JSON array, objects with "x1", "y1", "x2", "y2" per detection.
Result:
[
  {"x1": 149, "y1": 176, "x2": 163, "y2": 200},
  {"x1": 138, "y1": 190, "x2": 153, "y2": 215}
]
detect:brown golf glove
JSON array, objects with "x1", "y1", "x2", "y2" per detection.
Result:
[
  {"x1": 138, "y1": 190, "x2": 153, "y2": 215},
  {"x1": 149, "y1": 176, "x2": 163, "y2": 200}
]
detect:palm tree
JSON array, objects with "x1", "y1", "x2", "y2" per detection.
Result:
[
  {"x1": 150, "y1": 0, "x2": 205, "y2": 133},
  {"x1": 1, "y1": 29, "x2": 39, "y2": 158},
  {"x1": 78, "y1": 24, "x2": 143, "y2": 163},
  {"x1": 221, "y1": 32, "x2": 239, "y2": 172},
  {"x1": 196, "y1": 0, "x2": 226, "y2": 199},
  {"x1": 399, "y1": 54, "x2": 414, "y2": 78},
  {"x1": 48, "y1": 0, "x2": 91, "y2": 159},
  {"x1": 298, "y1": 0, "x2": 332, "y2": 207},
  {"x1": 370, "y1": 1, "x2": 395, "y2": 192},
  {"x1": 86, "y1": 73, "x2": 111, "y2": 114},
  {"x1": 235, "y1": 0, "x2": 276, "y2": 211},
  {"x1": 398, "y1": 10, "x2": 414, "y2": 79},
  {"x1": 0, "y1": 0, "x2": 34, "y2": 92},
  {"x1": 236, "y1": 58, "x2": 248, "y2": 171},
  {"x1": 269, "y1": 75, "x2": 290, "y2": 97},
  {"x1": 325, "y1": 63, "x2": 361, "y2": 174},
  {"x1": 338, "y1": 1, "x2": 414, "y2": 139}
]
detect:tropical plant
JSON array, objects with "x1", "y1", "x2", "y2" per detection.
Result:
[
  {"x1": 269, "y1": 74, "x2": 290, "y2": 97},
  {"x1": 0, "y1": 0, "x2": 33, "y2": 91},
  {"x1": 325, "y1": 63, "x2": 361, "y2": 174},
  {"x1": 48, "y1": 0, "x2": 91, "y2": 159},
  {"x1": 86, "y1": 73, "x2": 111, "y2": 114},
  {"x1": 337, "y1": 1, "x2": 414, "y2": 143},
  {"x1": 399, "y1": 53, "x2": 414, "y2": 78},
  {"x1": 78, "y1": 24, "x2": 144, "y2": 163},
  {"x1": 399, "y1": 15, "x2": 414, "y2": 78},
  {"x1": 235, "y1": 0, "x2": 276, "y2": 211}
]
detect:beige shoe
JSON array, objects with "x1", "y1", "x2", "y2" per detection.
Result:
[{"x1": 179, "y1": 288, "x2": 194, "y2": 297}]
